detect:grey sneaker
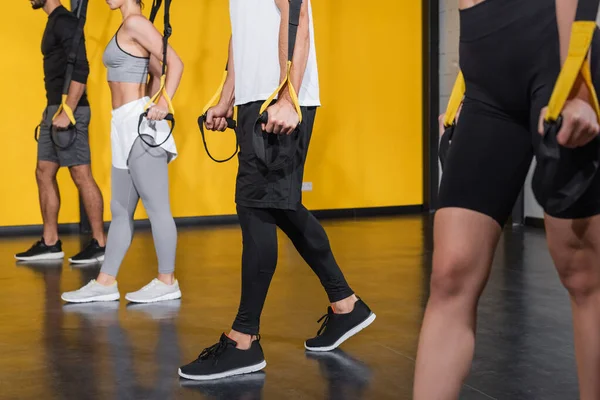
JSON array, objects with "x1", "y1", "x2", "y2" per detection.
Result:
[
  {"x1": 61, "y1": 280, "x2": 120, "y2": 303},
  {"x1": 125, "y1": 279, "x2": 182, "y2": 304}
]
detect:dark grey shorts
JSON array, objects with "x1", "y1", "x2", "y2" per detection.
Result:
[{"x1": 37, "y1": 105, "x2": 91, "y2": 167}]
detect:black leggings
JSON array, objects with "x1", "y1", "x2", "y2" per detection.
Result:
[{"x1": 232, "y1": 205, "x2": 354, "y2": 335}]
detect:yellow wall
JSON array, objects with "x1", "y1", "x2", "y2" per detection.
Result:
[{"x1": 0, "y1": 1, "x2": 422, "y2": 227}]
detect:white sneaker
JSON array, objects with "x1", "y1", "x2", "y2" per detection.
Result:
[
  {"x1": 61, "y1": 280, "x2": 120, "y2": 303},
  {"x1": 125, "y1": 279, "x2": 182, "y2": 304}
]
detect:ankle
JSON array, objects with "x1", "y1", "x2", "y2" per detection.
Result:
[
  {"x1": 332, "y1": 294, "x2": 358, "y2": 314},
  {"x1": 96, "y1": 273, "x2": 116, "y2": 286},
  {"x1": 43, "y1": 235, "x2": 59, "y2": 246},
  {"x1": 227, "y1": 330, "x2": 257, "y2": 350},
  {"x1": 94, "y1": 236, "x2": 106, "y2": 247},
  {"x1": 157, "y1": 274, "x2": 175, "y2": 285}
]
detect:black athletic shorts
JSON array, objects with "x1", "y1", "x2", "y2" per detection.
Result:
[
  {"x1": 235, "y1": 101, "x2": 317, "y2": 210},
  {"x1": 439, "y1": 0, "x2": 600, "y2": 226}
]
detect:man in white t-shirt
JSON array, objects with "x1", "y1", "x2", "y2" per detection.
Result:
[{"x1": 178, "y1": 0, "x2": 375, "y2": 381}]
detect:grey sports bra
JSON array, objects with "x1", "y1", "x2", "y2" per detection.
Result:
[{"x1": 103, "y1": 27, "x2": 149, "y2": 84}]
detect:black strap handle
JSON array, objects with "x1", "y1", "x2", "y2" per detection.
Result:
[
  {"x1": 198, "y1": 114, "x2": 238, "y2": 163},
  {"x1": 533, "y1": 117, "x2": 600, "y2": 213},
  {"x1": 253, "y1": 111, "x2": 302, "y2": 172},
  {"x1": 438, "y1": 125, "x2": 455, "y2": 169},
  {"x1": 50, "y1": 125, "x2": 78, "y2": 150},
  {"x1": 137, "y1": 112, "x2": 175, "y2": 148}
]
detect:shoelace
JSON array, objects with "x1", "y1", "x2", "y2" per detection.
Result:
[
  {"x1": 196, "y1": 337, "x2": 230, "y2": 365},
  {"x1": 316, "y1": 312, "x2": 332, "y2": 336}
]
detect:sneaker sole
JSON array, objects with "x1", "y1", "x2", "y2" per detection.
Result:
[
  {"x1": 178, "y1": 360, "x2": 267, "y2": 381},
  {"x1": 125, "y1": 290, "x2": 182, "y2": 304},
  {"x1": 15, "y1": 252, "x2": 64, "y2": 261},
  {"x1": 61, "y1": 292, "x2": 121, "y2": 303},
  {"x1": 304, "y1": 312, "x2": 377, "y2": 352},
  {"x1": 69, "y1": 255, "x2": 105, "y2": 264}
]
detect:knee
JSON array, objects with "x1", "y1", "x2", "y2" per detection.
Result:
[
  {"x1": 146, "y1": 207, "x2": 175, "y2": 228},
  {"x1": 429, "y1": 251, "x2": 481, "y2": 304},
  {"x1": 552, "y1": 245, "x2": 599, "y2": 304},
  {"x1": 110, "y1": 199, "x2": 131, "y2": 220},
  {"x1": 36, "y1": 164, "x2": 56, "y2": 184},
  {"x1": 69, "y1": 165, "x2": 92, "y2": 189}
]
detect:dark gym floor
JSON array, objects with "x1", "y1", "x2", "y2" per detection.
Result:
[{"x1": 0, "y1": 215, "x2": 579, "y2": 399}]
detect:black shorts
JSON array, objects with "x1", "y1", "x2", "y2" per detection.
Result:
[
  {"x1": 37, "y1": 105, "x2": 91, "y2": 167},
  {"x1": 235, "y1": 101, "x2": 317, "y2": 210},
  {"x1": 439, "y1": 0, "x2": 600, "y2": 226}
]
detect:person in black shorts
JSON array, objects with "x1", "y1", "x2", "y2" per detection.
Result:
[
  {"x1": 413, "y1": 1, "x2": 600, "y2": 399},
  {"x1": 17, "y1": 0, "x2": 106, "y2": 264}
]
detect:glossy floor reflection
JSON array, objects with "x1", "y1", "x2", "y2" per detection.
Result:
[{"x1": 0, "y1": 216, "x2": 579, "y2": 399}]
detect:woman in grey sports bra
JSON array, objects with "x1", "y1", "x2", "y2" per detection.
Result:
[{"x1": 62, "y1": 0, "x2": 185, "y2": 305}]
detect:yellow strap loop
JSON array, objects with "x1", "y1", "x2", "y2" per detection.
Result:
[
  {"x1": 259, "y1": 61, "x2": 302, "y2": 123},
  {"x1": 546, "y1": 21, "x2": 600, "y2": 122},
  {"x1": 144, "y1": 75, "x2": 175, "y2": 115},
  {"x1": 443, "y1": 71, "x2": 465, "y2": 128},
  {"x1": 202, "y1": 70, "x2": 228, "y2": 115},
  {"x1": 52, "y1": 94, "x2": 77, "y2": 125}
]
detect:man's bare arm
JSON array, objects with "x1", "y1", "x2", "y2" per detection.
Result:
[
  {"x1": 274, "y1": 0, "x2": 310, "y2": 105},
  {"x1": 219, "y1": 37, "x2": 236, "y2": 110},
  {"x1": 206, "y1": 37, "x2": 235, "y2": 132}
]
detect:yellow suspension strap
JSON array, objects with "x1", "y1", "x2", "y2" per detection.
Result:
[
  {"x1": 253, "y1": 0, "x2": 304, "y2": 172},
  {"x1": 532, "y1": 0, "x2": 600, "y2": 214},
  {"x1": 136, "y1": 0, "x2": 176, "y2": 148},
  {"x1": 197, "y1": 64, "x2": 238, "y2": 163},
  {"x1": 438, "y1": 71, "x2": 465, "y2": 168},
  {"x1": 36, "y1": 0, "x2": 89, "y2": 149}
]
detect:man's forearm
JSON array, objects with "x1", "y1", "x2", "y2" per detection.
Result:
[
  {"x1": 276, "y1": 0, "x2": 310, "y2": 104},
  {"x1": 65, "y1": 81, "x2": 86, "y2": 111},
  {"x1": 218, "y1": 37, "x2": 236, "y2": 108}
]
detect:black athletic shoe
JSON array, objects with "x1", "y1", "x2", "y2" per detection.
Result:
[
  {"x1": 179, "y1": 334, "x2": 267, "y2": 381},
  {"x1": 69, "y1": 239, "x2": 105, "y2": 264},
  {"x1": 15, "y1": 238, "x2": 64, "y2": 261},
  {"x1": 305, "y1": 299, "x2": 376, "y2": 352}
]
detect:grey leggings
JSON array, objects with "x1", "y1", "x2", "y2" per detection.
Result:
[{"x1": 101, "y1": 136, "x2": 177, "y2": 277}]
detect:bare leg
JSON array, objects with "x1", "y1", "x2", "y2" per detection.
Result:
[
  {"x1": 545, "y1": 214, "x2": 600, "y2": 400},
  {"x1": 69, "y1": 164, "x2": 106, "y2": 246},
  {"x1": 36, "y1": 160, "x2": 61, "y2": 245},
  {"x1": 413, "y1": 208, "x2": 502, "y2": 400}
]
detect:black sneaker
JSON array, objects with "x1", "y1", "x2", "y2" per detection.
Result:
[
  {"x1": 69, "y1": 239, "x2": 105, "y2": 264},
  {"x1": 179, "y1": 334, "x2": 267, "y2": 381},
  {"x1": 305, "y1": 299, "x2": 376, "y2": 352},
  {"x1": 15, "y1": 238, "x2": 64, "y2": 261}
]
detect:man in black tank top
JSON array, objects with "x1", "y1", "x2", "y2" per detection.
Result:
[{"x1": 15, "y1": 0, "x2": 106, "y2": 264}]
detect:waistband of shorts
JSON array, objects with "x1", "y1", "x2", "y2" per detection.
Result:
[
  {"x1": 111, "y1": 97, "x2": 150, "y2": 119},
  {"x1": 459, "y1": 0, "x2": 544, "y2": 42}
]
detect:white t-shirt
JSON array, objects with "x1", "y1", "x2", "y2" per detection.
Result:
[{"x1": 229, "y1": 0, "x2": 320, "y2": 107}]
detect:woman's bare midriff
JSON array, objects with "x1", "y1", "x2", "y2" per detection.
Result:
[
  {"x1": 109, "y1": 82, "x2": 147, "y2": 109},
  {"x1": 459, "y1": 0, "x2": 486, "y2": 10}
]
